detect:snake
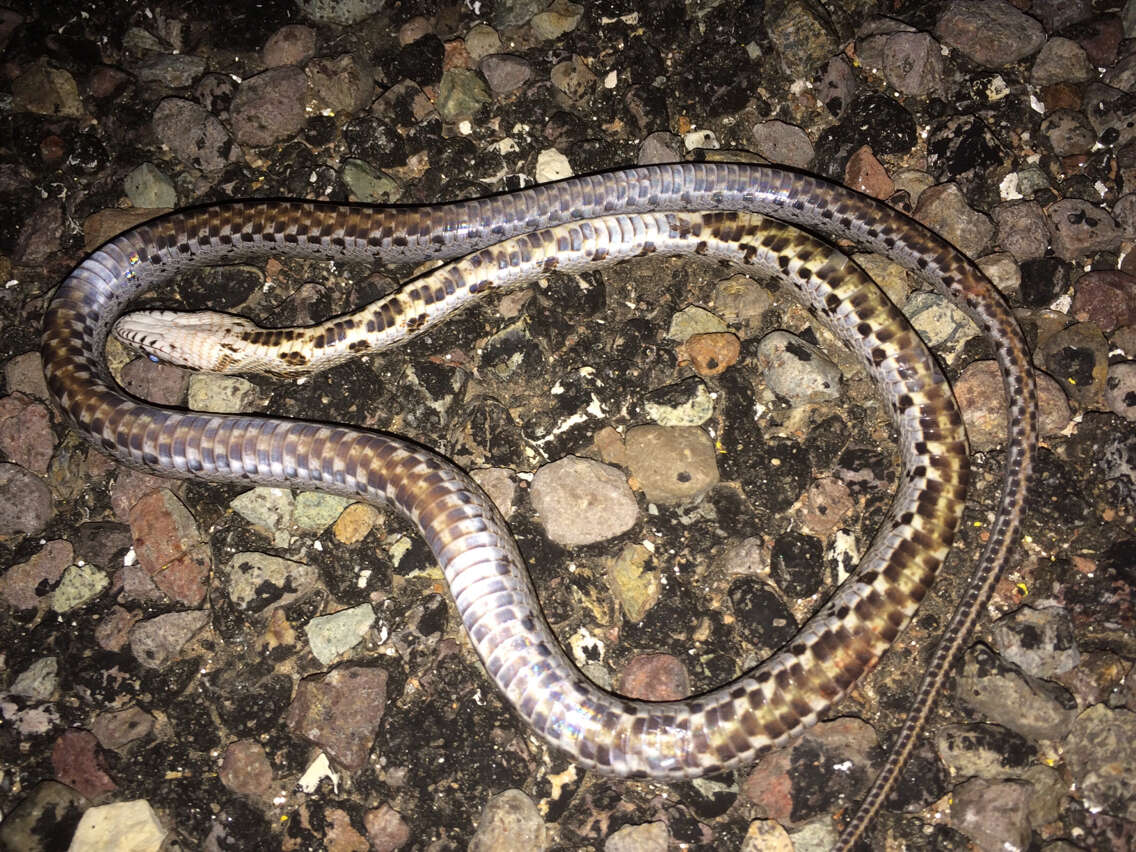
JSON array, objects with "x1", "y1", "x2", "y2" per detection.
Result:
[{"x1": 42, "y1": 163, "x2": 1036, "y2": 848}]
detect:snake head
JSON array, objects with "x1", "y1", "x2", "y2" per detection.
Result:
[{"x1": 113, "y1": 309, "x2": 261, "y2": 373}]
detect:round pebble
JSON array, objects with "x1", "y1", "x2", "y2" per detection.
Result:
[
  {"x1": 755, "y1": 331, "x2": 842, "y2": 405},
  {"x1": 529, "y1": 456, "x2": 638, "y2": 547}
]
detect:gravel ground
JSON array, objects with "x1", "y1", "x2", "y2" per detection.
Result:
[{"x1": 2, "y1": 1, "x2": 1136, "y2": 850}]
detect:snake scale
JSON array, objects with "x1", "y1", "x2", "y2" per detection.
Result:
[{"x1": 42, "y1": 163, "x2": 1036, "y2": 848}]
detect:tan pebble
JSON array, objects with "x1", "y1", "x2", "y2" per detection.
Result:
[
  {"x1": 678, "y1": 331, "x2": 740, "y2": 376},
  {"x1": 333, "y1": 503, "x2": 380, "y2": 544}
]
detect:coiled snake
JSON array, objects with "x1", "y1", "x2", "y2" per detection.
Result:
[{"x1": 42, "y1": 163, "x2": 1036, "y2": 848}]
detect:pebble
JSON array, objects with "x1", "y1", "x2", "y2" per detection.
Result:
[
  {"x1": 219, "y1": 740, "x2": 274, "y2": 798},
  {"x1": 677, "y1": 331, "x2": 740, "y2": 376},
  {"x1": 51, "y1": 563, "x2": 108, "y2": 613},
  {"x1": 292, "y1": 492, "x2": 353, "y2": 534},
  {"x1": 469, "y1": 789, "x2": 548, "y2": 852},
  {"x1": 530, "y1": 456, "x2": 638, "y2": 546},
  {"x1": 949, "y1": 777, "x2": 1033, "y2": 852},
  {"x1": 464, "y1": 24, "x2": 502, "y2": 61},
  {"x1": 934, "y1": 722, "x2": 1036, "y2": 781},
  {"x1": 796, "y1": 477, "x2": 854, "y2": 536},
  {"x1": 0, "y1": 463, "x2": 51, "y2": 531},
  {"x1": 1, "y1": 540, "x2": 72, "y2": 610},
  {"x1": 624, "y1": 425, "x2": 719, "y2": 504},
  {"x1": 1041, "y1": 109, "x2": 1096, "y2": 158},
  {"x1": 305, "y1": 603, "x2": 376, "y2": 665},
  {"x1": 994, "y1": 200, "x2": 1052, "y2": 262},
  {"x1": 1106, "y1": 361, "x2": 1136, "y2": 419},
  {"x1": 1046, "y1": 199, "x2": 1123, "y2": 260},
  {"x1": 262, "y1": 24, "x2": 317, "y2": 67},
  {"x1": 934, "y1": 0, "x2": 1046, "y2": 67},
  {"x1": 230, "y1": 66, "x2": 308, "y2": 147},
  {"x1": 978, "y1": 252, "x2": 1021, "y2": 298},
  {"x1": 52, "y1": 730, "x2": 116, "y2": 799},
  {"x1": 1071, "y1": 269, "x2": 1136, "y2": 332},
  {"x1": 11, "y1": 60, "x2": 83, "y2": 117},
  {"x1": 956, "y1": 644, "x2": 1078, "y2": 741},
  {"x1": 224, "y1": 551, "x2": 318, "y2": 614},
  {"x1": 550, "y1": 55, "x2": 597, "y2": 103},
  {"x1": 710, "y1": 274, "x2": 773, "y2": 337},
  {"x1": 755, "y1": 331, "x2": 842, "y2": 405},
  {"x1": 286, "y1": 666, "x2": 388, "y2": 771},
  {"x1": 13, "y1": 198, "x2": 62, "y2": 264},
  {"x1": 638, "y1": 131, "x2": 684, "y2": 164},
  {"x1": 332, "y1": 501, "x2": 381, "y2": 543},
  {"x1": 151, "y1": 97, "x2": 236, "y2": 173},
  {"x1": 307, "y1": 54, "x2": 373, "y2": 115},
  {"x1": 123, "y1": 163, "x2": 177, "y2": 209},
  {"x1": 844, "y1": 145, "x2": 893, "y2": 199},
  {"x1": 129, "y1": 488, "x2": 211, "y2": 606},
  {"x1": 341, "y1": 158, "x2": 400, "y2": 202},
  {"x1": 913, "y1": 183, "x2": 994, "y2": 257},
  {"x1": 9, "y1": 657, "x2": 58, "y2": 701},
  {"x1": 615, "y1": 653, "x2": 689, "y2": 701},
  {"x1": 990, "y1": 604, "x2": 1080, "y2": 678},
  {"x1": 667, "y1": 305, "x2": 730, "y2": 341},
  {"x1": 605, "y1": 543, "x2": 660, "y2": 623},
  {"x1": 604, "y1": 821, "x2": 668, "y2": 852},
  {"x1": 531, "y1": 1, "x2": 583, "y2": 40},
  {"x1": 0, "y1": 393, "x2": 52, "y2": 473},
  {"x1": 130, "y1": 609, "x2": 209, "y2": 669},
  {"x1": 437, "y1": 68, "x2": 492, "y2": 121},
  {"x1": 230, "y1": 486, "x2": 294, "y2": 547},
  {"x1": 4, "y1": 351, "x2": 51, "y2": 401},
  {"x1": 136, "y1": 53, "x2": 206, "y2": 88},
  {"x1": 535, "y1": 147, "x2": 572, "y2": 182},
  {"x1": 765, "y1": 0, "x2": 838, "y2": 78},
  {"x1": 740, "y1": 819, "x2": 793, "y2": 852},
  {"x1": 750, "y1": 120, "x2": 814, "y2": 169},
  {"x1": 90, "y1": 706, "x2": 154, "y2": 750},
  {"x1": 479, "y1": 54, "x2": 533, "y2": 94},
  {"x1": 364, "y1": 803, "x2": 411, "y2": 852},
  {"x1": 1062, "y1": 704, "x2": 1136, "y2": 821},
  {"x1": 68, "y1": 800, "x2": 166, "y2": 852},
  {"x1": 884, "y1": 31, "x2": 944, "y2": 96},
  {"x1": 1032, "y1": 37, "x2": 1094, "y2": 86}
]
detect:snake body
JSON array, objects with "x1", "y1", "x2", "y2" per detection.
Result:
[{"x1": 43, "y1": 164, "x2": 1036, "y2": 845}]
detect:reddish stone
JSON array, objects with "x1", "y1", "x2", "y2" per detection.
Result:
[
  {"x1": 365, "y1": 804, "x2": 411, "y2": 852},
  {"x1": 844, "y1": 145, "x2": 894, "y2": 199},
  {"x1": 285, "y1": 666, "x2": 388, "y2": 771},
  {"x1": 617, "y1": 654, "x2": 690, "y2": 701},
  {"x1": 0, "y1": 392, "x2": 54, "y2": 473},
  {"x1": 128, "y1": 489, "x2": 211, "y2": 605},
  {"x1": 1072, "y1": 269, "x2": 1136, "y2": 332},
  {"x1": 94, "y1": 605, "x2": 139, "y2": 652},
  {"x1": 220, "y1": 740, "x2": 274, "y2": 798},
  {"x1": 51, "y1": 730, "x2": 116, "y2": 799}
]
